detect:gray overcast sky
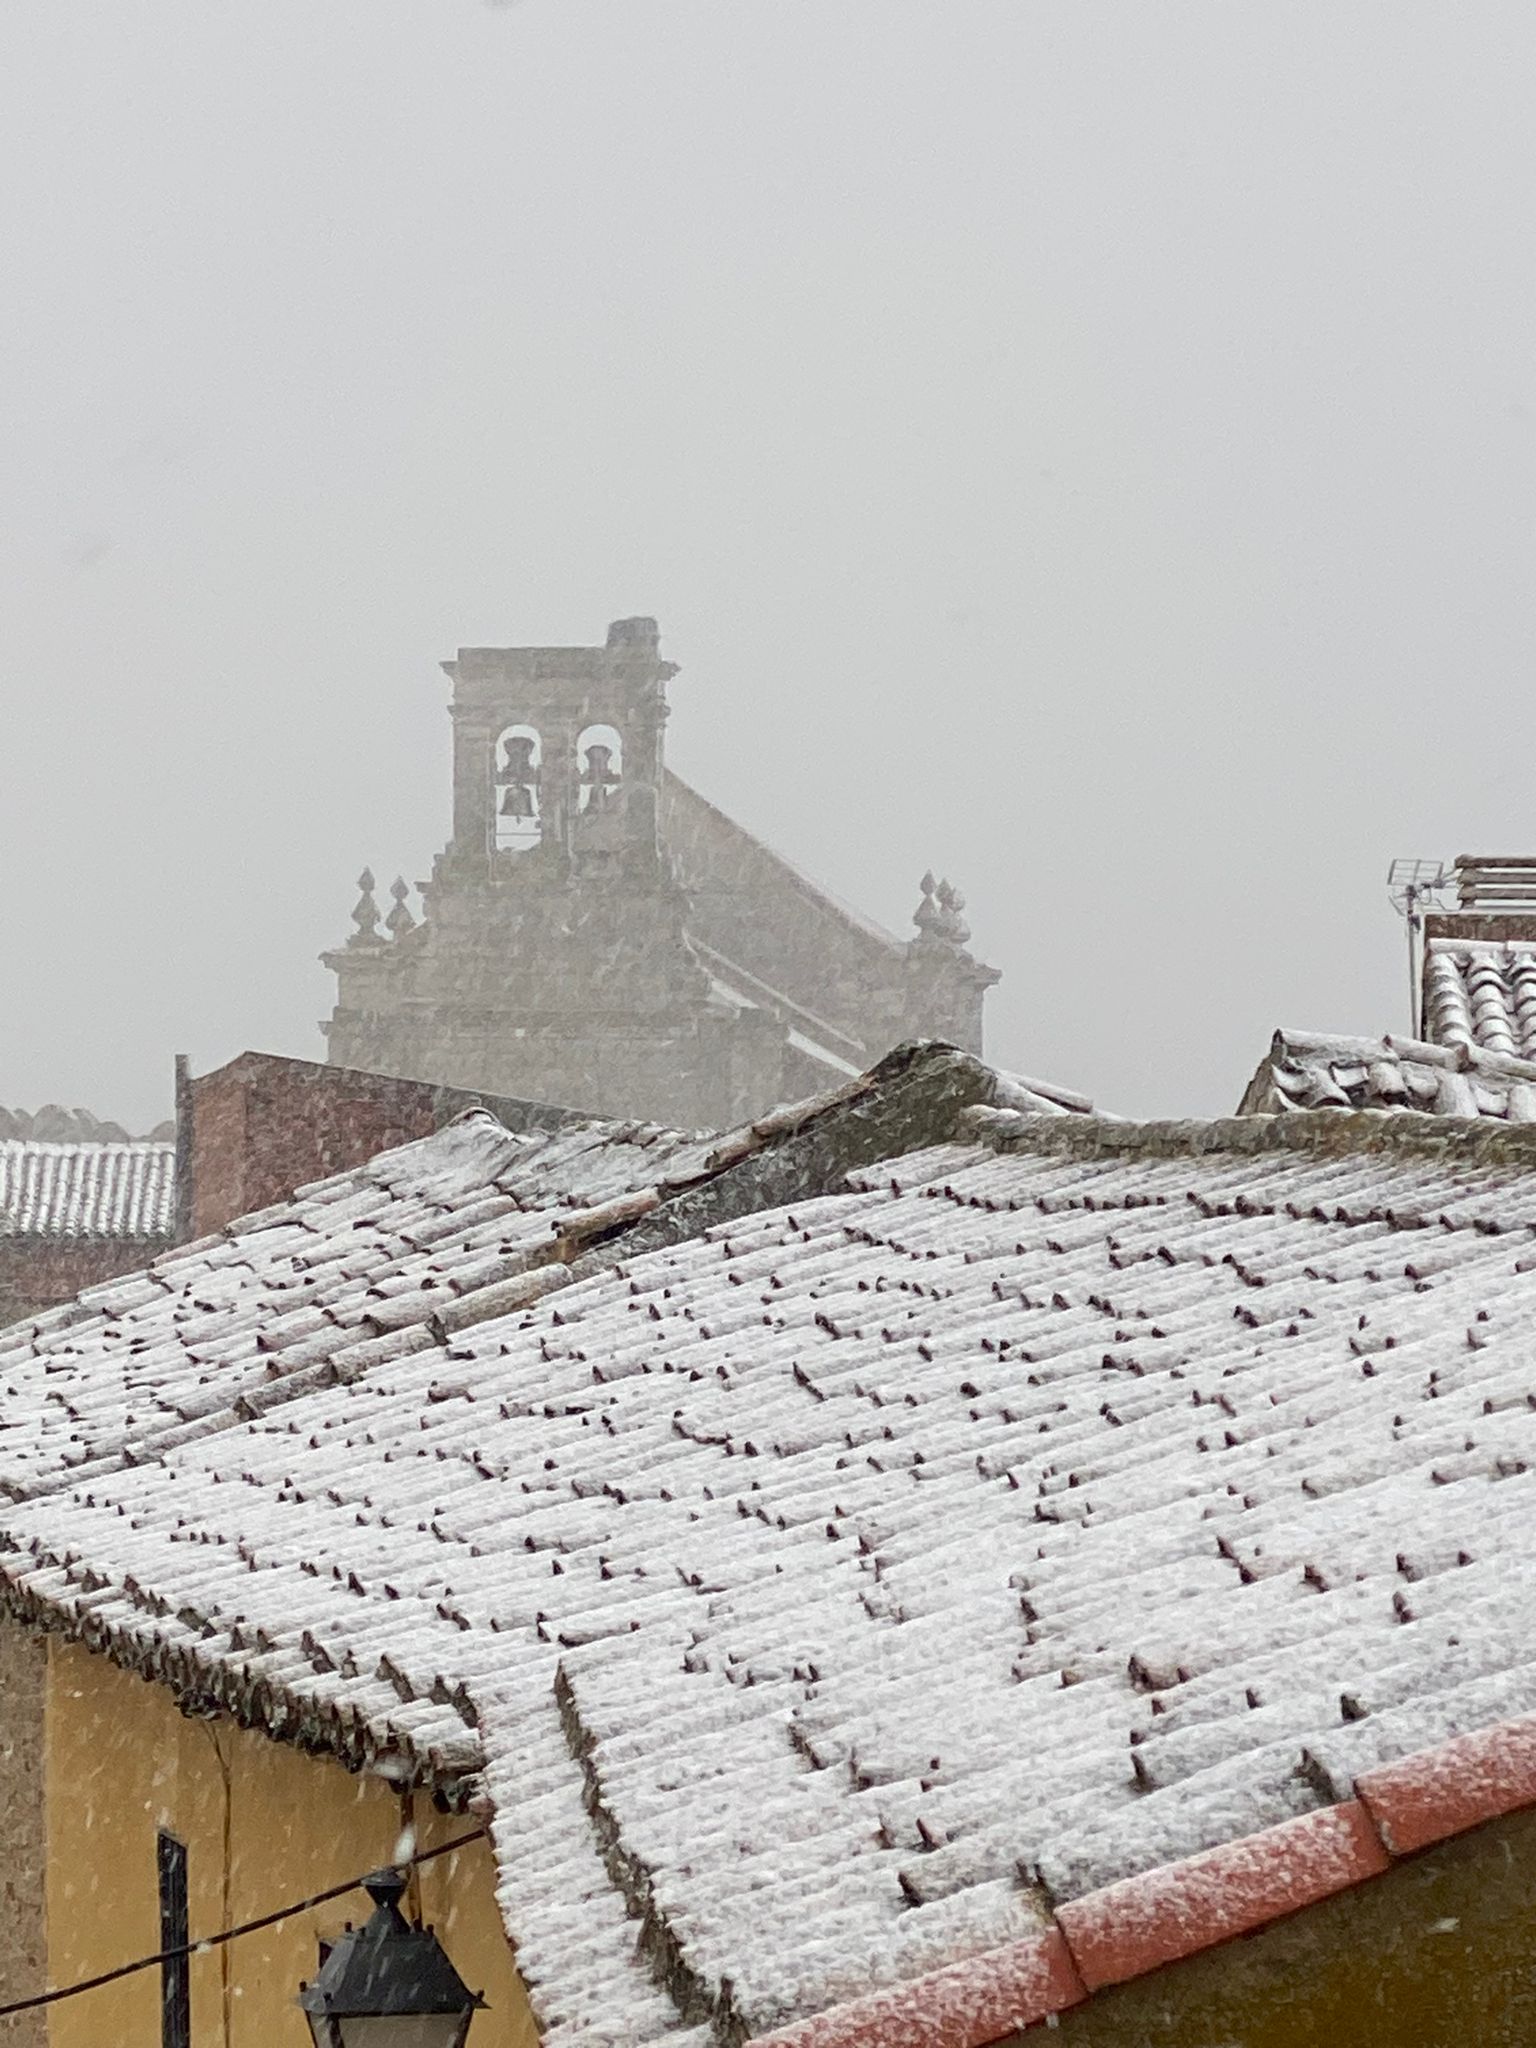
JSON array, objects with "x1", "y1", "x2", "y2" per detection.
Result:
[{"x1": 4, "y1": 2, "x2": 1534, "y2": 1132}]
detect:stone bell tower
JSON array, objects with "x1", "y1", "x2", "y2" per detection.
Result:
[
  {"x1": 326, "y1": 621, "x2": 774, "y2": 1127},
  {"x1": 442, "y1": 614, "x2": 672, "y2": 881},
  {"x1": 324, "y1": 617, "x2": 1001, "y2": 1129}
]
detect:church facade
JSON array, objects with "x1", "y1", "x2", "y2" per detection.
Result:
[{"x1": 322, "y1": 618, "x2": 998, "y2": 1128}]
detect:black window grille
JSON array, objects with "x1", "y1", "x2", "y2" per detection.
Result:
[{"x1": 156, "y1": 1830, "x2": 190, "y2": 2048}]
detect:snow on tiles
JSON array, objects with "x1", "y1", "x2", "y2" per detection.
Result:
[{"x1": 13, "y1": 1097, "x2": 1536, "y2": 2039}]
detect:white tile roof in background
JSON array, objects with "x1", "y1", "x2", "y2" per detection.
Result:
[
  {"x1": 0, "y1": 1140, "x2": 176, "y2": 1240},
  {"x1": 10, "y1": 1104, "x2": 1536, "y2": 2040},
  {"x1": 1239, "y1": 1028, "x2": 1536, "y2": 1122},
  {"x1": 1424, "y1": 938, "x2": 1536, "y2": 1059}
]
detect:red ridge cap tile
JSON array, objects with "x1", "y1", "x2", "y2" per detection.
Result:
[
  {"x1": 1055, "y1": 1799, "x2": 1390, "y2": 1993},
  {"x1": 1356, "y1": 1712, "x2": 1536, "y2": 1856},
  {"x1": 744, "y1": 1925, "x2": 1085, "y2": 2048}
]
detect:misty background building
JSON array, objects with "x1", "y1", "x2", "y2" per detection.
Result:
[{"x1": 322, "y1": 617, "x2": 1000, "y2": 1128}]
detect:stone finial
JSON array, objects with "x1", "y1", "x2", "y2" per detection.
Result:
[
  {"x1": 936, "y1": 879, "x2": 971, "y2": 946},
  {"x1": 385, "y1": 877, "x2": 417, "y2": 939},
  {"x1": 913, "y1": 873, "x2": 971, "y2": 947},
  {"x1": 349, "y1": 869, "x2": 381, "y2": 946},
  {"x1": 913, "y1": 872, "x2": 943, "y2": 937}
]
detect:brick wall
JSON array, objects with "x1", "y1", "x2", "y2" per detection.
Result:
[
  {"x1": 0, "y1": 1055, "x2": 593, "y2": 1324},
  {"x1": 0, "y1": 1237, "x2": 169, "y2": 1332},
  {"x1": 0, "y1": 1621, "x2": 45, "y2": 2048},
  {"x1": 185, "y1": 1052, "x2": 587, "y2": 1237},
  {"x1": 1424, "y1": 912, "x2": 1536, "y2": 946}
]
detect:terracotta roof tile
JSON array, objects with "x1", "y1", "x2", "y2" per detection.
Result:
[
  {"x1": 1055, "y1": 1800, "x2": 1388, "y2": 1991},
  {"x1": 1355, "y1": 1713, "x2": 1536, "y2": 1855},
  {"x1": 1425, "y1": 940, "x2": 1536, "y2": 1059},
  {"x1": 0, "y1": 1104, "x2": 784, "y2": 1491},
  {"x1": 745, "y1": 1927, "x2": 1084, "y2": 2048},
  {"x1": 1238, "y1": 1028, "x2": 1536, "y2": 1123}
]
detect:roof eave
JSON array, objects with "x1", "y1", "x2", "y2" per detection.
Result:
[{"x1": 744, "y1": 1708, "x2": 1536, "y2": 2048}]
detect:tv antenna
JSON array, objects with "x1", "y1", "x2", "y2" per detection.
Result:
[{"x1": 1387, "y1": 858, "x2": 1453, "y2": 1037}]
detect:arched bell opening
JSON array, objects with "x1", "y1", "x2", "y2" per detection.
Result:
[
  {"x1": 576, "y1": 724, "x2": 624, "y2": 814},
  {"x1": 494, "y1": 725, "x2": 542, "y2": 851}
]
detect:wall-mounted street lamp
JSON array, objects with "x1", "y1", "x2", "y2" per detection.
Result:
[{"x1": 299, "y1": 1867, "x2": 486, "y2": 2048}]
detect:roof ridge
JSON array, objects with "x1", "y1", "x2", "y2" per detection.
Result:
[
  {"x1": 662, "y1": 768, "x2": 909, "y2": 954},
  {"x1": 959, "y1": 1100, "x2": 1536, "y2": 1167}
]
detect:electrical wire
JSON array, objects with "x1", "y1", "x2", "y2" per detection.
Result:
[{"x1": 0, "y1": 1825, "x2": 487, "y2": 2018}]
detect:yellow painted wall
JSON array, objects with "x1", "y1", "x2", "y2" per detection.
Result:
[
  {"x1": 48, "y1": 1631, "x2": 1536, "y2": 2048},
  {"x1": 45, "y1": 1640, "x2": 537, "y2": 2048}
]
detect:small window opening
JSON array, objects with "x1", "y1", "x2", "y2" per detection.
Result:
[
  {"x1": 494, "y1": 724, "x2": 542, "y2": 850},
  {"x1": 157, "y1": 1830, "x2": 190, "y2": 2048}
]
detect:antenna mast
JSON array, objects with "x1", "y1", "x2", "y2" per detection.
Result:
[{"x1": 1387, "y1": 858, "x2": 1452, "y2": 1038}]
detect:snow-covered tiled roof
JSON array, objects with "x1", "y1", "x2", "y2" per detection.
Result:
[
  {"x1": 1238, "y1": 1028, "x2": 1536, "y2": 1122},
  {"x1": 991, "y1": 1068, "x2": 1093, "y2": 1117},
  {"x1": 0, "y1": 1109, "x2": 745, "y2": 1496},
  {"x1": 14, "y1": 1097, "x2": 1536, "y2": 2042},
  {"x1": 0, "y1": 1139, "x2": 176, "y2": 1239},
  {"x1": 1424, "y1": 938, "x2": 1536, "y2": 1059},
  {"x1": 0, "y1": 1043, "x2": 1005, "y2": 1498}
]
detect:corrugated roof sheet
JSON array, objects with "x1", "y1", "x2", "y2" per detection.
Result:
[
  {"x1": 0, "y1": 1140, "x2": 176, "y2": 1239},
  {"x1": 15, "y1": 1088, "x2": 1524, "y2": 2046}
]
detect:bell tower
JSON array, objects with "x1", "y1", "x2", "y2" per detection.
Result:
[
  {"x1": 323, "y1": 613, "x2": 1001, "y2": 1129},
  {"x1": 325, "y1": 619, "x2": 762, "y2": 1128},
  {"x1": 440, "y1": 616, "x2": 674, "y2": 879}
]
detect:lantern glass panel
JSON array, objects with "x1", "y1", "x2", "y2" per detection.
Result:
[{"x1": 334, "y1": 2019, "x2": 471, "y2": 2048}]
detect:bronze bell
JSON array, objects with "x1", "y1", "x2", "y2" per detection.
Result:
[
  {"x1": 580, "y1": 742, "x2": 620, "y2": 812},
  {"x1": 498, "y1": 735, "x2": 538, "y2": 818}
]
